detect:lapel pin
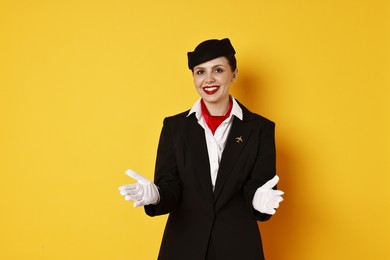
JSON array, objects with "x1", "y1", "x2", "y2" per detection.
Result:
[{"x1": 235, "y1": 136, "x2": 243, "y2": 143}]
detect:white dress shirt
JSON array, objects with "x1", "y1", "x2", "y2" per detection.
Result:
[{"x1": 187, "y1": 97, "x2": 243, "y2": 191}]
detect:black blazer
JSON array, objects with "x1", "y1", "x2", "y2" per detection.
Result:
[{"x1": 145, "y1": 101, "x2": 276, "y2": 260}]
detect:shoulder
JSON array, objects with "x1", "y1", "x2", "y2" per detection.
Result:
[
  {"x1": 236, "y1": 100, "x2": 275, "y2": 127},
  {"x1": 159, "y1": 110, "x2": 197, "y2": 135},
  {"x1": 163, "y1": 110, "x2": 191, "y2": 124}
]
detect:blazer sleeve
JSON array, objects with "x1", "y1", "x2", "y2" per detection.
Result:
[
  {"x1": 243, "y1": 119, "x2": 276, "y2": 222},
  {"x1": 144, "y1": 117, "x2": 182, "y2": 216}
]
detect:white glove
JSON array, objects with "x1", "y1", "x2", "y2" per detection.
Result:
[
  {"x1": 119, "y1": 169, "x2": 160, "y2": 207},
  {"x1": 252, "y1": 175, "x2": 284, "y2": 215}
]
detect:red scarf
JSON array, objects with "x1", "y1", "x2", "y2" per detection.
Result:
[{"x1": 201, "y1": 98, "x2": 233, "y2": 135}]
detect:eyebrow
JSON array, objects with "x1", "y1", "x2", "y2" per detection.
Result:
[{"x1": 194, "y1": 64, "x2": 226, "y2": 70}]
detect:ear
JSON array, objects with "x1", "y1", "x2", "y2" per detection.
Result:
[{"x1": 232, "y1": 69, "x2": 239, "y2": 82}]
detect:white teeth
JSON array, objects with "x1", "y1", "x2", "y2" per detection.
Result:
[{"x1": 204, "y1": 87, "x2": 218, "y2": 91}]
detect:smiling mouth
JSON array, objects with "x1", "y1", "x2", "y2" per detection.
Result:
[{"x1": 203, "y1": 86, "x2": 219, "y2": 95}]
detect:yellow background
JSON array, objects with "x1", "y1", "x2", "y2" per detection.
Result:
[{"x1": 1, "y1": 0, "x2": 389, "y2": 259}]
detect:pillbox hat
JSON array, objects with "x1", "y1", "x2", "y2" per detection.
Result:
[{"x1": 187, "y1": 38, "x2": 236, "y2": 70}]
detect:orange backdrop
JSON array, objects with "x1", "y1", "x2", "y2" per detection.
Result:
[{"x1": 0, "y1": 0, "x2": 389, "y2": 259}]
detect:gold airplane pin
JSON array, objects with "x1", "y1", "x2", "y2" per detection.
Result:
[{"x1": 235, "y1": 136, "x2": 243, "y2": 143}]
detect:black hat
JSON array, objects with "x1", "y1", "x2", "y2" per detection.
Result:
[{"x1": 187, "y1": 38, "x2": 236, "y2": 70}]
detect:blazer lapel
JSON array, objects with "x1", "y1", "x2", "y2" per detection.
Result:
[
  {"x1": 186, "y1": 116, "x2": 215, "y2": 203},
  {"x1": 213, "y1": 115, "x2": 254, "y2": 202}
]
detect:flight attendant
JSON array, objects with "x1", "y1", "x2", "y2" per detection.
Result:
[{"x1": 119, "y1": 38, "x2": 284, "y2": 260}]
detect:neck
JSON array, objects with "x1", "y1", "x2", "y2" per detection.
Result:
[{"x1": 202, "y1": 97, "x2": 231, "y2": 116}]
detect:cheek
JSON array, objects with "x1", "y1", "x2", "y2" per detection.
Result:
[
  {"x1": 193, "y1": 77, "x2": 202, "y2": 88},
  {"x1": 218, "y1": 76, "x2": 231, "y2": 85}
]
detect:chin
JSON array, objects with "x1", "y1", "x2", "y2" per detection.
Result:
[{"x1": 204, "y1": 98, "x2": 221, "y2": 104}]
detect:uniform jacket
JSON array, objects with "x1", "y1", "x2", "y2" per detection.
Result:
[{"x1": 145, "y1": 101, "x2": 276, "y2": 260}]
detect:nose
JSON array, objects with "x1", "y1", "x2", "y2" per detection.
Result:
[{"x1": 205, "y1": 73, "x2": 216, "y2": 84}]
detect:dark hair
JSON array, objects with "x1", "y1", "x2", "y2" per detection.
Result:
[{"x1": 225, "y1": 54, "x2": 237, "y2": 72}]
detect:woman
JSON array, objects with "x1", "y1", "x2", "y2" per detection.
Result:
[{"x1": 119, "y1": 38, "x2": 284, "y2": 260}]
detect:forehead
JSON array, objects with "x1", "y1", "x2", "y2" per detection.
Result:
[{"x1": 193, "y1": 56, "x2": 229, "y2": 69}]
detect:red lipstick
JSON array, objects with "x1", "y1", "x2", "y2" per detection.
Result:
[{"x1": 203, "y1": 85, "x2": 219, "y2": 95}]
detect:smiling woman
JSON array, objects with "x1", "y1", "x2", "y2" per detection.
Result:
[
  {"x1": 192, "y1": 57, "x2": 238, "y2": 116},
  {"x1": 119, "y1": 38, "x2": 284, "y2": 260}
]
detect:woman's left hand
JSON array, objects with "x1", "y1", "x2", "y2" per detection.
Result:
[{"x1": 252, "y1": 175, "x2": 284, "y2": 215}]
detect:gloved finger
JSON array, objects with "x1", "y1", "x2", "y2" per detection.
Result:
[
  {"x1": 269, "y1": 190, "x2": 284, "y2": 200},
  {"x1": 118, "y1": 185, "x2": 129, "y2": 191},
  {"x1": 133, "y1": 200, "x2": 145, "y2": 207},
  {"x1": 119, "y1": 185, "x2": 139, "y2": 193},
  {"x1": 271, "y1": 190, "x2": 284, "y2": 196},
  {"x1": 276, "y1": 196, "x2": 284, "y2": 203},
  {"x1": 268, "y1": 201, "x2": 280, "y2": 209},
  {"x1": 269, "y1": 195, "x2": 284, "y2": 203},
  {"x1": 124, "y1": 184, "x2": 142, "y2": 193},
  {"x1": 125, "y1": 169, "x2": 149, "y2": 184},
  {"x1": 263, "y1": 207, "x2": 276, "y2": 215},
  {"x1": 120, "y1": 189, "x2": 141, "y2": 198},
  {"x1": 125, "y1": 195, "x2": 136, "y2": 201},
  {"x1": 261, "y1": 175, "x2": 279, "y2": 189},
  {"x1": 118, "y1": 184, "x2": 138, "y2": 191},
  {"x1": 120, "y1": 189, "x2": 141, "y2": 196},
  {"x1": 125, "y1": 194, "x2": 142, "y2": 201}
]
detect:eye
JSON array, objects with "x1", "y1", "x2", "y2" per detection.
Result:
[
  {"x1": 195, "y1": 69, "x2": 204, "y2": 75},
  {"x1": 214, "y1": 68, "x2": 224, "y2": 73}
]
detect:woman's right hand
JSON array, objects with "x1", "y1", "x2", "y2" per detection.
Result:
[{"x1": 119, "y1": 169, "x2": 160, "y2": 207}]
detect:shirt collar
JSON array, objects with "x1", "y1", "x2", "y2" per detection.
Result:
[{"x1": 187, "y1": 96, "x2": 243, "y2": 121}]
